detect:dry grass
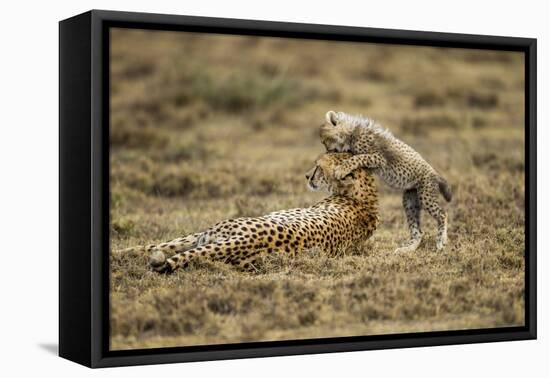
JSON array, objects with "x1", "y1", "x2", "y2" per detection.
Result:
[{"x1": 109, "y1": 29, "x2": 525, "y2": 350}]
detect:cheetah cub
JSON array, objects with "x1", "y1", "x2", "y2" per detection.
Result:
[{"x1": 320, "y1": 110, "x2": 452, "y2": 253}]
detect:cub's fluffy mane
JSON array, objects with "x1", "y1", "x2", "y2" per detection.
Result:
[
  {"x1": 330, "y1": 111, "x2": 397, "y2": 161},
  {"x1": 336, "y1": 112, "x2": 394, "y2": 141}
]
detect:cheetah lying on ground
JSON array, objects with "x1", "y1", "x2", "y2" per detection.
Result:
[
  {"x1": 320, "y1": 111, "x2": 452, "y2": 253},
  {"x1": 119, "y1": 152, "x2": 379, "y2": 273}
]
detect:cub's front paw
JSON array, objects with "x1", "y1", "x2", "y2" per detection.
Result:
[{"x1": 333, "y1": 166, "x2": 352, "y2": 180}]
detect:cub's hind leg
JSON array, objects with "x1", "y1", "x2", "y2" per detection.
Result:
[
  {"x1": 395, "y1": 189, "x2": 423, "y2": 253},
  {"x1": 418, "y1": 181, "x2": 448, "y2": 251}
]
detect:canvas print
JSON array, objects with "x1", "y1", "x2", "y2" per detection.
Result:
[{"x1": 109, "y1": 28, "x2": 525, "y2": 350}]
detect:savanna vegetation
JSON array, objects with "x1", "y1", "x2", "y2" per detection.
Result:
[{"x1": 109, "y1": 29, "x2": 525, "y2": 350}]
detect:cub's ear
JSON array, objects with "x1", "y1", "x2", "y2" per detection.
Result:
[{"x1": 325, "y1": 110, "x2": 338, "y2": 126}]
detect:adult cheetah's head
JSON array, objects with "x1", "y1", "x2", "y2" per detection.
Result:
[
  {"x1": 305, "y1": 152, "x2": 355, "y2": 193},
  {"x1": 306, "y1": 152, "x2": 378, "y2": 205}
]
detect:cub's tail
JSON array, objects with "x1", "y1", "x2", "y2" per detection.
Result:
[{"x1": 437, "y1": 176, "x2": 452, "y2": 202}]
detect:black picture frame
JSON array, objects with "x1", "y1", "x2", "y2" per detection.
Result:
[{"x1": 59, "y1": 9, "x2": 537, "y2": 368}]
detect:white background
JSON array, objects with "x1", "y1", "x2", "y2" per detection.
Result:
[{"x1": 0, "y1": 0, "x2": 546, "y2": 376}]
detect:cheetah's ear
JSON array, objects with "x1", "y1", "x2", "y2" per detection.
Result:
[
  {"x1": 339, "y1": 172, "x2": 355, "y2": 185},
  {"x1": 325, "y1": 110, "x2": 338, "y2": 126},
  {"x1": 334, "y1": 172, "x2": 355, "y2": 190}
]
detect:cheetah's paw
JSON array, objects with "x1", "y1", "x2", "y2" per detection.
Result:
[
  {"x1": 149, "y1": 251, "x2": 175, "y2": 273},
  {"x1": 149, "y1": 250, "x2": 166, "y2": 267}
]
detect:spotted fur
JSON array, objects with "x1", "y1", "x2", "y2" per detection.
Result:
[
  {"x1": 320, "y1": 111, "x2": 452, "y2": 252},
  {"x1": 119, "y1": 153, "x2": 379, "y2": 273}
]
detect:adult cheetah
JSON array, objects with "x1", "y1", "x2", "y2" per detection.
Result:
[
  {"x1": 118, "y1": 152, "x2": 379, "y2": 273},
  {"x1": 320, "y1": 111, "x2": 452, "y2": 253}
]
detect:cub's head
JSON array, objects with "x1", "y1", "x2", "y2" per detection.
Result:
[{"x1": 319, "y1": 110, "x2": 355, "y2": 152}]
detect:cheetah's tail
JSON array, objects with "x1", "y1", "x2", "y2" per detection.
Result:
[
  {"x1": 437, "y1": 176, "x2": 452, "y2": 202},
  {"x1": 113, "y1": 245, "x2": 147, "y2": 255}
]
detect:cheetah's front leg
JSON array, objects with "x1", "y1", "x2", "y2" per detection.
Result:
[{"x1": 333, "y1": 153, "x2": 386, "y2": 180}]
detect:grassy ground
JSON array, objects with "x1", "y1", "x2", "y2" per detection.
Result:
[{"x1": 109, "y1": 29, "x2": 525, "y2": 350}]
